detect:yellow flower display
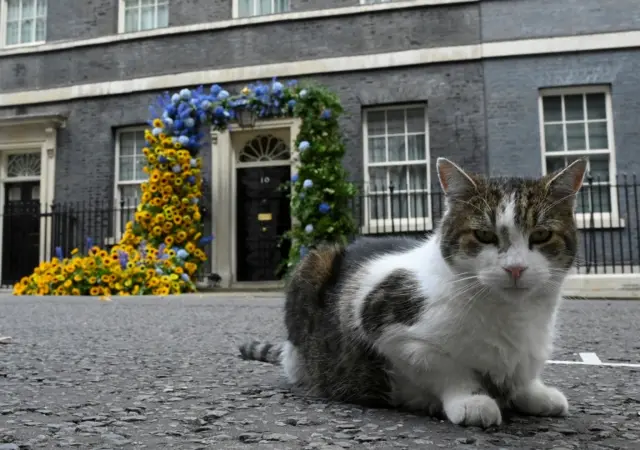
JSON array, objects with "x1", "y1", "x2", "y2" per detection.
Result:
[{"x1": 14, "y1": 78, "x2": 356, "y2": 296}]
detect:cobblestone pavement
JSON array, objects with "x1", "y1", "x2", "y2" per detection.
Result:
[{"x1": 1, "y1": 294, "x2": 639, "y2": 449}]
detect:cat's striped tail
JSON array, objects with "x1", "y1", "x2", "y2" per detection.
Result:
[{"x1": 238, "y1": 340, "x2": 283, "y2": 365}]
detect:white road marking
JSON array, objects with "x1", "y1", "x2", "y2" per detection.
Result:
[
  {"x1": 579, "y1": 352, "x2": 603, "y2": 365},
  {"x1": 547, "y1": 360, "x2": 640, "y2": 368}
]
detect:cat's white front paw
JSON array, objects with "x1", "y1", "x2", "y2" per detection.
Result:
[
  {"x1": 444, "y1": 394, "x2": 502, "y2": 428},
  {"x1": 511, "y1": 381, "x2": 569, "y2": 417}
]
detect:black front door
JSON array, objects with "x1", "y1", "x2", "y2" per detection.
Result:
[
  {"x1": 236, "y1": 166, "x2": 292, "y2": 282},
  {"x1": 2, "y1": 182, "x2": 41, "y2": 285}
]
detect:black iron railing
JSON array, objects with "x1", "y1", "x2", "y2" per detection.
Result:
[
  {"x1": 351, "y1": 176, "x2": 640, "y2": 275},
  {"x1": 2, "y1": 175, "x2": 640, "y2": 287}
]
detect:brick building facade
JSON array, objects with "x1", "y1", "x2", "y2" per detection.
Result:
[{"x1": 0, "y1": 0, "x2": 638, "y2": 286}]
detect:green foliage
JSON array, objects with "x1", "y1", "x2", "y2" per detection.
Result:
[{"x1": 283, "y1": 84, "x2": 358, "y2": 271}]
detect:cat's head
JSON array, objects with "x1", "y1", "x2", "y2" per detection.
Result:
[{"x1": 436, "y1": 157, "x2": 587, "y2": 299}]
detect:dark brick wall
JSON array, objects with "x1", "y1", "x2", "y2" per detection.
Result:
[
  {"x1": 43, "y1": 0, "x2": 364, "y2": 42},
  {"x1": 484, "y1": 50, "x2": 640, "y2": 268},
  {"x1": 169, "y1": 0, "x2": 232, "y2": 26},
  {"x1": 484, "y1": 50, "x2": 640, "y2": 178},
  {"x1": 0, "y1": 3, "x2": 480, "y2": 92},
  {"x1": 481, "y1": 0, "x2": 640, "y2": 42},
  {"x1": 47, "y1": 0, "x2": 119, "y2": 41},
  {"x1": 0, "y1": 63, "x2": 486, "y2": 204}
]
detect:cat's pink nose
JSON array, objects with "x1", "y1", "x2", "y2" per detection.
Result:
[{"x1": 503, "y1": 265, "x2": 527, "y2": 280}]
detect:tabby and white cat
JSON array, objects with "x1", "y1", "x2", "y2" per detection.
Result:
[{"x1": 239, "y1": 157, "x2": 586, "y2": 428}]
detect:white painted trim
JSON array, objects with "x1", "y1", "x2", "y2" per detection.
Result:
[
  {"x1": 538, "y1": 86, "x2": 623, "y2": 230},
  {"x1": 4, "y1": 30, "x2": 640, "y2": 107},
  {"x1": 562, "y1": 273, "x2": 640, "y2": 299},
  {"x1": 211, "y1": 118, "x2": 301, "y2": 288},
  {"x1": 0, "y1": 0, "x2": 476, "y2": 54},
  {"x1": 113, "y1": 126, "x2": 147, "y2": 241},
  {"x1": 0, "y1": 118, "x2": 60, "y2": 282}
]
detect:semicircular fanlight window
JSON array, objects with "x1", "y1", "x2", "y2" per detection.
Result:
[
  {"x1": 7, "y1": 153, "x2": 41, "y2": 178},
  {"x1": 237, "y1": 134, "x2": 290, "y2": 163}
]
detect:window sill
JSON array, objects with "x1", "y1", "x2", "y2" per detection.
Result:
[
  {"x1": 360, "y1": 218, "x2": 433, "y2": 235},
  {"x1": 1, "y1": 40, "x2": 46, "y2": 50},
  {"x1": 576, "y1": 213, "x2": 625, "y2": 229}
]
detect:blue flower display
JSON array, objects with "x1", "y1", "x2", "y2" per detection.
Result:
[
  {"x1": 319, "y1": 202, "x2": 331, "y2": 214},
  {"x1": 303, "y1": 179, "x2": 313, "y2": 189},
  {"x1": 298, "y1": 141, "x2": 310, "y2": 151}
]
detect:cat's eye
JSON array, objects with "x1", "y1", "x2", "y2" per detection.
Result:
[
  {"x1": 529, "y1": 229, "x2": 553, "y2": 245},
  {"x1": 473, "y1": 229, "x2": 498, "y2": 244}
]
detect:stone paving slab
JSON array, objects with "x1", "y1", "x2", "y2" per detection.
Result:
[{"x1": 1, "y1": 294, "x2": 639, "y2": 449}]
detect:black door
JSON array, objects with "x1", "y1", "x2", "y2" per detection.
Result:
[
  {"x1": 236, "y1": 166, "x2": 292, "y2": 282},
  {"x1": 2, "y1": 182, "x2": 41, "y2": 285}
]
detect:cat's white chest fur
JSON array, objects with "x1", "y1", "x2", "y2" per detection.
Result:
[{"x1": 351, "y1": 236, "x2": 560, "y2": 411}]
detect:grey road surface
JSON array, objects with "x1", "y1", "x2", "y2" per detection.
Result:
[{"x1": 1, "y1": 294, "x2": 639, "y2": 449}]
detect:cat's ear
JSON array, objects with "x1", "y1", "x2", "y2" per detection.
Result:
[
  {"x1": 544, "y1": 157, "x2": 588, "y2": 199},
  {"x1": 436, "y1": 157, "x2": 477, "y2": 198}
]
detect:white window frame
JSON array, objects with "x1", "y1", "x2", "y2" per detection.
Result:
[
  {"x1": 117, "y1": 0, "x2": 169, "y2": 34},
  {"x1": 232, "y1": 0, "x2": 290, "y2": 18},
  {"x1": 362, "y1": 104, "x2": 432, "y2": 233},
  {"x1": 112, "y1": 126, "x2": 147, "y2": 242},
  {"x1": 0, "y1": 0, "x2": 47, "y2": 48},
  {"x1": 538, "y1": 85, "x2": 623, "y2": 229}
]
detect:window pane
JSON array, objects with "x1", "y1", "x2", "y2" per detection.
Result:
[
  {"x1": 576, "y1": 188, "x2": 590, "y2": 214},
  {"x1": 140, "y1": 6, "x2": 155, "y2": 30},
  {"x1": 6, "y1": 22, "x2": 19, "y2": 45},
  {"x1": 408, "y1": 165, "x2": 427, "y2": 191},
  {"x1": 141, "y1": 0, "x2": 154, "y2": 6},
  {"x1": 124, "y1": 8, "x2": 139, "y2": 32},
  {"x1": 408, "y1": 193, "x2": 427, "y2": 218},
  {"x1": 587, "y1": 121, "x2": 608, "y2": 149},
  {"x1": 21, "y1": 18, "x2": 34, "y2": 43},
  {"x1": 366, "y1": 111, "x2": 385, "y2": 136},
  {"x1": 386, "y1": 110, "x2": 405, "y2": 134},
  {"x1": 35, "y1": 17, "x2": 45, "y2": 41},
  {"x1": 120, "y1": 184, "x2": 141, "y2": 202},
  {"x1": 7, "y1": 0, "x2": 20, "y2": 20},
  {"x1": 135, "y1": 157, "x2": 146, "y2": 180},
  {"x1": 544, "y1": 124, "x2": 564, "y2": 152},
  {"x1": 119, "y1": 132, "x2": 135, "y2": 156},
  {"x1": 586, "y1": 93, "x2": 606, "y2": 120},
  {"x1": 542, "y1": 96, "x2": 562, "y2": 122},
  {"x1": 566, "y1": 123, "x2": 586, "y2": 150},
  {"x1": 368, "y1": 167, "x2": 386, "y2": 191},
  {"x1": 258, "y1": 0, "x2": 271, "y2": 14},
  {"x1": 22, "y1": 0, "x2": 36, "y2": 18},
  {"x1": 274, "y1": 0, "x2": 288, "y2": 13},
  {"x1": 591, "y1": 186, "x2": 611, "y2": 213},
  {"x1": 368, "y1": 196, "x2": 386, "y2": 220},
  {"x1": 387, "y1": 136, "x2": 405, "y2": 162},
  {"x1": 406, "y1": 108, "x2": 425, "y2": 133},
  {"x1": 407, "y1": 135, "x2": 426, "y2": 160},
  {"x1": 588, "y1": 156, "x2": 609, "y2": 182},
  {"x1": 119, "y1": 157, "x2": 135, "y2": 181},
  {"x1": 368, "y1": 137, "x2": 385, "y2": 163},
  {"x1": 391, "y1": 194, "x2": 409, "y2": 219},
  {"x1": 124, "y1": 0, "x2": 139, "y2": 7},
  {"x1": 157, "y1": 3, "x2": 169, "y2": 27},
  {"x1": 564, "y1": 95, "x2": 584, "y2": 121},
  {"x1": 388, "y1": 166, "x2": 407, "y2": 191},
  {"x1": 238, "y1": 0, "x2": 251, "y2": 16},
  {"x1": 36, "y1": 0, "x2": 46, "y2": 15},
  {"x1": 546, "y1": 156, "x2": 566, "y2": 174}
]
